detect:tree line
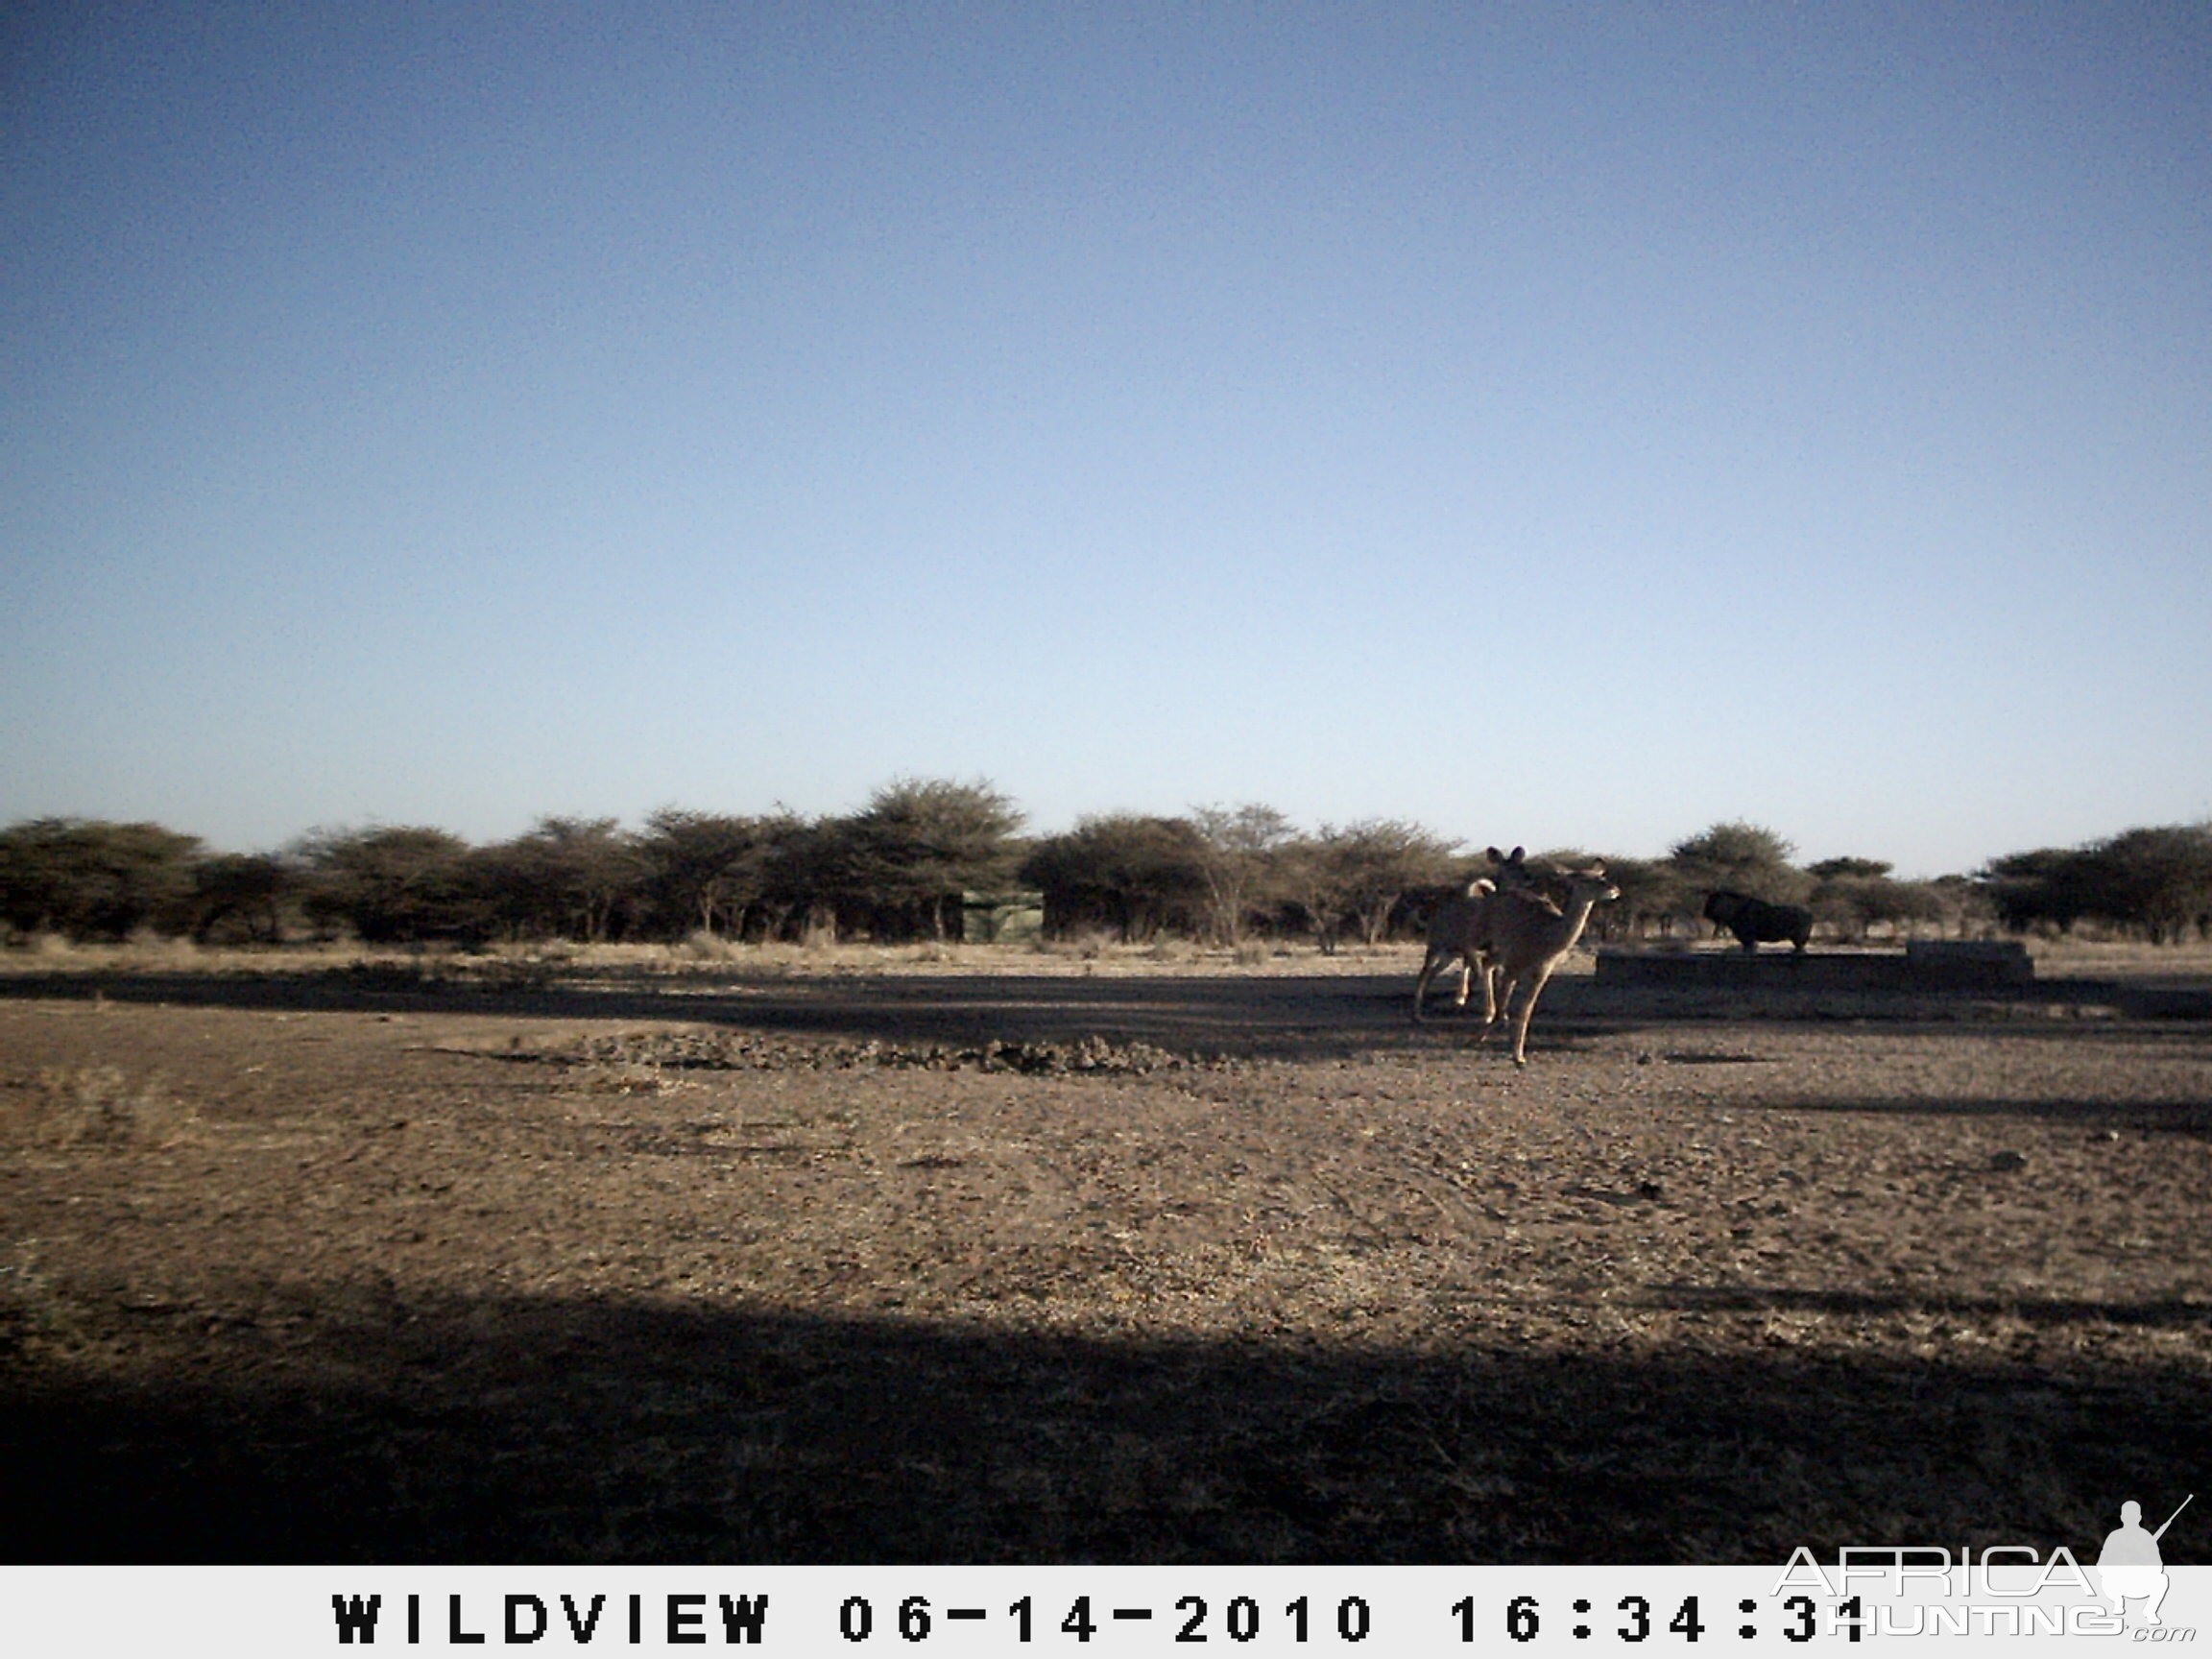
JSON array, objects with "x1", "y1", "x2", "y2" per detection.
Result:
[{"x1": 2, "y1": 781, "x2": 2207, "y2": 949}]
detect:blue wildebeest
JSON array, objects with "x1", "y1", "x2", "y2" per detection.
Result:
[{"x1": 1703, "y1": 889, "x2": 1813, "y2": 953}]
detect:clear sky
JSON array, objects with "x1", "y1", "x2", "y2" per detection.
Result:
[{"x1": 4, "y1": 4, "x2": 2207, "y2": 878}]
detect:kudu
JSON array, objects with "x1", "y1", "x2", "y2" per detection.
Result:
[
  {"x1": 1410, "y1": 847, "x2": 1556, "y2": 1024},
  {"x1": 1469, "y1": 863, "x2": 1621, "y2": 1066}
]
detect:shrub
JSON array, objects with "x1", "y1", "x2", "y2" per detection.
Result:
[
  {"x1": 0, "y1": 818, "x2": 203, "y2": 941},
  {"x1": 297, "y1": 826, "x2": 493, "y2": 944}
]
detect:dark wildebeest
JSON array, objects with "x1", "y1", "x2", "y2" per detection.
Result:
[{"x1": 1703, "y1": 889, "x2": 1813, "y2": 953}]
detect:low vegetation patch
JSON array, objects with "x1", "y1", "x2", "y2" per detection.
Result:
[{"x1": 523, "y1": 1028, "x2": 1206, "y2": 1077}]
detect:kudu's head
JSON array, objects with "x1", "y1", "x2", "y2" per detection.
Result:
[{"x1": 1558, "y1": 864, "x2": 1621, "y2": 910}]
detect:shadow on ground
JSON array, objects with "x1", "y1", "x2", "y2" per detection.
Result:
[
  {"x1": 0, "y1": 969, "x2": 1427, "y2": 1059},
  {"x1": 0, "y1": 967, "x2": 2183, "y2": 1065},
  {"x1": 4, "y1": 1286, "x2": 2201, "y2": 1564}
]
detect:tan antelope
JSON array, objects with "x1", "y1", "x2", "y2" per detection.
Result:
[
  {"x1": 1471, "y1": 864, "x2": 1620, "y2": 1066},
  {"x1": 1410, "y1": 847, "x2": 1556, "y2": 1023}
]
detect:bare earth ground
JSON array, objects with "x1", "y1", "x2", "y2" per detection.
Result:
[{"x1": 2, "y1": 940, "x2": 2208, "y2": 1564}]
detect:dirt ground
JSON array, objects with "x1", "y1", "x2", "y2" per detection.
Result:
[{"x1": 3, "y1": 945, "x2": 2208, "y2": 1564}]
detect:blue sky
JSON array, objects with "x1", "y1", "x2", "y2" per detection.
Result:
[{"x1": 4, "y1": 3, "x2": 2207, "y2": 877}]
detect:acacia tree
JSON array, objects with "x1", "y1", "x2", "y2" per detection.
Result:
[
  {"x1": 1281, "y1": 819, "x2": 1460, "y2": 951},
  {"x1": 1189, "y1": 804, "x2": 1297, "y2": 946},
  {"x1": 1809, "y1": 857, "x2": 1891, "y2": 880},
  {"x1": 0, "y1": 818, "x2": 203, "y2": 940},
  {"x1": 836, "y1": 778, "x2": 1024, "y2": 941},
  {"x1": 1591, "y1": 855, "x2": 1691, "y2": 940},
  {"x1": 637, "y1": 809, "x2": 776, "y2": 939},
  {"x1": 1806, "y1": 857, "x2": 1948, "y2": 941},
  {"x1": 298, "y1": 826, "x2": 491, "y2": 944},
  {"x1": 1667, "y1": 821, "x2": 1813, "y2": 907},
  {"x1": 1978, "y1": 825, "x2": 2212, "y2": 941},
  {"x1": 481, "y1": 816, "x2": 643, "y2": 941},
  {"x1": 1020, "y1": 814, "x2": 1208, "y2": 941},
  {"x1": 753, "y1": 813, "x2": 848, "y2": 941},
  {"x1": 1928, "y1": 874, "x2": 1997, "y2": 939},
  {"x1": 2096, "y1": 825, "x2": 2212, "y2": 943},
  {"x1": 1980, "y1": 847, "x2": 2090, "y2": 933},
  {"x1": 190, "y1": 852, "x2": 299, "y2": 944},
  {"x1": 1810, "y1": 856, "x2": 1887, "y2": 942}
]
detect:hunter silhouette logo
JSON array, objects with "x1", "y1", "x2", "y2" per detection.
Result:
[
  {"x1": 2100, "y1": 1494, "x2": 2192, "y2": 1627},
  {"x1": 1773, "y1": 1489, "x2": 2200, "y2": 1639}
]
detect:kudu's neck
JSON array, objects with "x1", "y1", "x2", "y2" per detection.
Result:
[{"x1": 1555, "y1": 893, "x2": 1603, "y2": 944}]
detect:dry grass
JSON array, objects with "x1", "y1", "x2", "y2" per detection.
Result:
[
  {"x1": 0, "y1": 933, "x2": 1422, "y2": 982},
  {"x1": 0, "y1": 1243, "x2": 78, "y2": 1345},
  {"x1": 2025, "y1": 936, "x2": 2212, "y2": 982},
  {"x1": 13, "y1": 1063, "x2": 192, "y2": 1146}
]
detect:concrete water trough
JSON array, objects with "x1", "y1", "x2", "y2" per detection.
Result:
[{"x1": 1594, "y1": 939, "x2": 2034, "y2": 991}]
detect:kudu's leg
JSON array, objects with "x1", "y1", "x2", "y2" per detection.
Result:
[
  {"x1": 1510, "y1": 966, "x2": 1560, "y2": 1067},
  {"x1": 1472, "y1": 965, "x2": 1506, "y2": 1048},
  {"x1": 1414, "y1": 947, "x2": 1462, "y2": 1022},
  {"x1": 1412, "y1": 950, "x2": 1438, "y2": 1022}
]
